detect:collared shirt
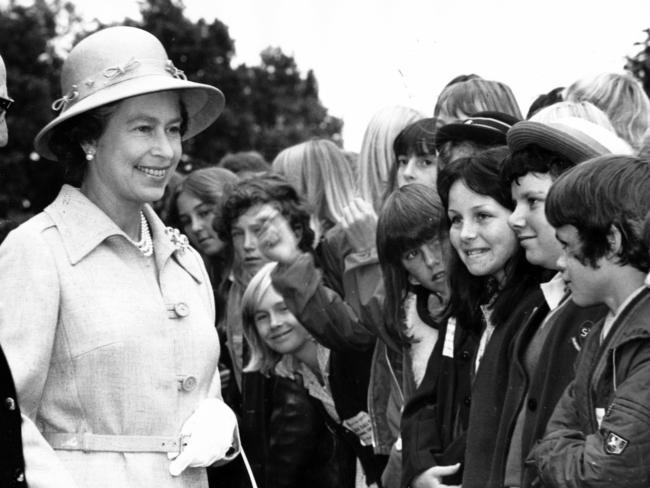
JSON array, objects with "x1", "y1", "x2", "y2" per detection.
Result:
[
  {"x1": 601, "y1": 285, "x2": 647, "y2": 342},
  {"x1": 540, "y1": 273, "x2": 566, "y2": 312},
  {"x1": 275, "y1": 345, "x2": 339, "y2": 422}
]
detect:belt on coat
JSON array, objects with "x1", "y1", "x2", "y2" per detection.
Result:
[{"x1": 43, "y1": 432, "x2": 189, "y2": 453}]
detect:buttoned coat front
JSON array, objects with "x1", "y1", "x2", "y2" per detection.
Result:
[{"x1": 0, "y1": 185, "x2": 223, "y2": 488}]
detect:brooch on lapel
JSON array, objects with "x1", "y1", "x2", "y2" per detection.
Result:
[{"x1": 165, "y1": 227, "x2": 190, "y2": 254}]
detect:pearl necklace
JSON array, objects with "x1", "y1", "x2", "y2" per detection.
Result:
[{"x1": 128, "y1": 212, "x2": 153, "y2": 257}]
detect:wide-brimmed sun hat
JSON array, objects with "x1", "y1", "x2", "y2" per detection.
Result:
[
  {"x1": 35, "y1": 26, "x2": 225, "y2": 161},
  {"x1": 507, "y1": 117, "x2": 633, "y2": 163},
  {"x1": 434, "y1": 111, "x2": 521, "y2": 150}
]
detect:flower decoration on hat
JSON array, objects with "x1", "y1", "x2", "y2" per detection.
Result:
[
  {"x1": 51, "y1": 85, "x2": 79, "y2": 112},
  {"x1": 165, "y1": 60, "x2": 187, "y2": 80},
  {"x1": 103, "y1": 57, "x2": 140, "y2": 80}
]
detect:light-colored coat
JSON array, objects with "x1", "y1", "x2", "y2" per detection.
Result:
[{"x1": 0, "y1": 185, "x2": 222, "y2": 488}]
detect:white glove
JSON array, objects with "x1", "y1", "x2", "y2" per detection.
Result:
[{"x1": 168, "y1": 398, "x2": 238, "y2": 476}]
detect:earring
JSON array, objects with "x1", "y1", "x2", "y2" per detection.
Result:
[{"x1": 85, "y1": 150, "x2": 95, "y2": 161}]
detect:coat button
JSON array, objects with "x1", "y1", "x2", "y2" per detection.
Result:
[
  {"x1": 461, "y1": 350, "x2": 471, "y2": 360},
  {"x1": 16, "y1": 471, "x2": 24, "y2": 482},
  {"x1": 174, "y1": 302, "x2": 190, "y2": 318},
  {"x1": 181, "y1": 375, "x2": 197, "y2": 392},
  {"x1": 5, "y1": 397, "x2": 16, "y2": 411},
  {"x1": 527, "y1": 398, "x2": 538, "y2": 411},
  {"x1": 463, "y1": 395, "x2": 471, "y2": 406}
]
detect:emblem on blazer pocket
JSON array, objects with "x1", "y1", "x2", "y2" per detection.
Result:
[{"x1": 604, "y1": 431, "x2": 629, "y2": 455}]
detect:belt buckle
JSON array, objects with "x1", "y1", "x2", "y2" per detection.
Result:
[{"x1": 179, "y1": 434, "x2": 191, "y2": 454}]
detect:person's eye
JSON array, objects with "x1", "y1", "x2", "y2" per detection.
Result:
[
  {"x1": 402, "y1": 249, "x2": 419, "y2": 261},
  {"x1": 449, "y1": 214, "x2": 462, "y2": 226},
  {"x1": 419, "y1": 159, "x2": 435, "y2": 167},
  {"x1": 134, "y1": 124, "x2": 153, "y2": 134},
  {"x1": 178, "y1": 216, "x2": 190, "y2": 227},
  {"x1": 168, "y1": 124, "x2": 182, "y2": 136},
  {"x1": 198, "y1": 208, "x2": 214, "y2": 219},
  {"x1": 231, "y1": 229, "x2": 243, "y2": 239},
  {"x1": 254, "y1": 313, "x2": 269, "y2": 323},
  {"x1": 398, "y1": 157, "x2": 409, "y2": 166},
  {"x1": 527, "y1": 197, "x2": 538, "y2": 207},
  {"x1": 476, "y1": 212, "x2": 492, "y2": 222}
]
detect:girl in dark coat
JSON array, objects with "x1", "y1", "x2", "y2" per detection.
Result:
[
  {"x1": 374, "y1": 184, "x2": 477, "y2": 488},
  {"x1": 433, "y1": 147, "x2": 550, "y2": 488}
]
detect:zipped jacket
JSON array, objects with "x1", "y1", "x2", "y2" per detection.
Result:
[{"x1": 532, "y1": 286, "x2": 650, "y2": 488}]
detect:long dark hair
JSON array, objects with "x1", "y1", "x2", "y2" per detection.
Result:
[
  {"x1": 377, "y1": 183, "x2": 447, "y2": 344},
  {"x1": 437, "y1": 146, "x2": 548, "y2": 332}
]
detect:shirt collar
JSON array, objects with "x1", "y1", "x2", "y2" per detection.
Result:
[
  {"x1": 540, "y1": 272, "x2": 566, "y2": 311},
  {"x1": 45, "y1": 185, "x2": 202, "y2": 283}
]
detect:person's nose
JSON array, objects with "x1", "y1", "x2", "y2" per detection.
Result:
[
  {"x1": 269, "y1": 310, "x2": 283, "y2": 329},
  {"x1": 152, "y1": 128, "x2": 176, "y2": 160},
  {"x1": 403, "y1": 158, "x2": 417, "y2": 181},
  {"x1": 190, "y1": 215, "x2": 203, "y2": 233},
  {"x1": 459, "y1": 219, "x2": 477, "y2": 241},
  {"x1": 508, "y1": 203, "x2": 526, "y2": 230},
  {"x1": 421, "y1": 244, "x2": 438, "y2": 268},
  {"x1": 243, "y1": 229, "x2": 257, "y2": 251}
]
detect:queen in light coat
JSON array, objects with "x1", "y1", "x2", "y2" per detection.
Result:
[{"x1": 0, "y1": 26, "x2": 238, "y2": 488}]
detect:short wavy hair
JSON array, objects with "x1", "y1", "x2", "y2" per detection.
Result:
[
  {"x1": 564, "y1": 73, "x2": 650, "y2": 150},
  {"x1": 545, "y1": 154, "x2": 650, "y2": 271},
  {"x1": 434, "y1": 78, "x2": 523, "y2": 125},
  {"x1": 216, "y1": 173, "x2": 314, "y2": 252}
]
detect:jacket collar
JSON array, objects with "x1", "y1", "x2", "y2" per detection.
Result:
[
  {"x1": 45, "y1": 185, "x2": 129, "y2": 265},
  {"x1": 605, "y1": 286, "x2": 650, "y2": 347},
  {"x1": 45, "y1": 185, "x2": 203, "y2": 283}
]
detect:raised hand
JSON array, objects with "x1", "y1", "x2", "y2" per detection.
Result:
[
  {"x1": 255, "y1": 207, "x2": 302, "y2": 265},
  {"x1": 341, "y1": 197, "x2": 378, "y2": 254}
]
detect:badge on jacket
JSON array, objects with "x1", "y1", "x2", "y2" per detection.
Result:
[{"x1": 604, "y1": 431, "x2": 629, "y2": 455}]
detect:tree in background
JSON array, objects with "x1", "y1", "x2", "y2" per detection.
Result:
[
  {"x1": 0, "y1": 0, "x2": 342, "y2": 219},
  {"x1": 626, "y1": 28, "x2": 650, "y2": 97}
]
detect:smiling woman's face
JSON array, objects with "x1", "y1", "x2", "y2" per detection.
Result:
[
  {"x1": 447, "y1": 179, "x2": 518, "y2": 284},
  {"x1": 254, "y1": 285, "x2": 312, "y2": 355},
  {"x1": 83, "y1": 91, "x2": 183, "y2": 205}
]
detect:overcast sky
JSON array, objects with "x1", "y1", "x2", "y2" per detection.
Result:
[{"x1": 21, "y1": 0, "x2": 650, "y2": 150}]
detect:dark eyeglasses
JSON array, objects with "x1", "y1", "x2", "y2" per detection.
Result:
[{"x1": 0, "y1": 96, "x2": 13, "y2": 114}]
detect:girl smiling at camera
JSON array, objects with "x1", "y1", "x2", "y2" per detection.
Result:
[{"x1": 436, "y1": 146, "x2": 549, "y2": 488}]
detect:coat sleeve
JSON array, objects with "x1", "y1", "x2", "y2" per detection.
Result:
[
  {"x1": 531, "y1": 345, "x2": 650, "y2": 488},
  {"x1": 271, "y1": 253, "x2": 375, "y2": 351},
  {"x1": 341, "y1": 249, "x2": 399, "y2": 350},
  {"x1": 0, "y1": 224, "x2": 79, "y2": 488},
  {"x1": 400, "y1": 353, "x2": 445, "y2": 488}
]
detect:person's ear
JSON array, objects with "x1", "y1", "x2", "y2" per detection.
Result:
[
  {"x1": 80, "y1": 141, "x2": 97, "y2": 161},
  {"x1": 606, "y1": 225, "x2": 623, "y2": 258}
]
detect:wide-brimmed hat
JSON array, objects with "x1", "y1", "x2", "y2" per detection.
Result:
[
  {"x1": 434, "y1": 111, "x2": 520, "y2": 150},
  {"x1": 35, "y1": 26, "x2": 225, "y2": 161},
  {"x1": 507, "y1": 117, "x2": 633, "y2": 163}
]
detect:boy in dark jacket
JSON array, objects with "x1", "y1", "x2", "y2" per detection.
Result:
[
  {"x1": 481, "y1": 116, "x2": 618, "y2": 488},
  {"x1": 531, "y1": 155, "x2": 650, "y2": 488}
]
